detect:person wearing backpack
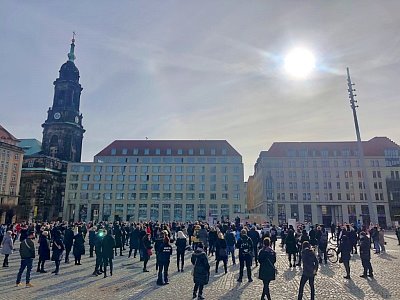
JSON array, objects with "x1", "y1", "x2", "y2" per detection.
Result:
[
  {"x1": 16, "y1": 231, "x2": 35, "y2": 287},
  {"x1": 236, "y1": 229, "x2": 254, "y2": 282},
  {"x1": 224, "y1": 227, "x2": 236, "y2": 265},
  {"x1": 258, "y1": 237, "x2": 276, "y2": 300},
  {"x1": 297, "y1": 241, "x2": 318, "y2": 300}
]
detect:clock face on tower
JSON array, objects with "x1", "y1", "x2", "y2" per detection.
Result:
[
  {"x1": 54, "y1": 112, "x2": 61, "y2": 120},
  {"x1": 75, "y1": 116, "x2": 79, "y2": 123}
]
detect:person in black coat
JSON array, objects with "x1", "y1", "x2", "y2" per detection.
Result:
[
  {"x1": 258, "y1": 237, "x2": 276, "y2": 300},
  {"x1": 297, "y1": 241, "x2": 318, "y2": 300},
  {"x1": 297, "y1": 230, "x2": 310, "y2": 267},
  {"x1": 359, "y1": 231, "x2": 373, "y2": 278},
  {"x1": 208, "y1": 227, "x2": 218, "y2": 257},
  {"x1": 88, "y1": 227, "x2": 96, "y2": 258},
  {"x1": 156, "y1": 236, "x2": 173, "y2": 285},
  {"x1": 215, "y1": 232, "x2": 228, "y2": 274},
  {"x1": 128, "y1": 225, "x2": 140, "y2": 258},
  {"x1": 191, "y1": 242, "x2": 210, "y2": 300},
  {"x1": 236, "y1": 229, "x2": 254, "y2": 282},
  {"x1": 248, "y1": 227, "x2": 261, "y2": 266},
  {"x1": 102, "y1": 229, "x2": 116, "y2": 278},
  {"x1": 113, "y1": 224, "x2": 123, "y2": 256},
  {"x1": 93, "y1": 229, "x2": 105, "y2": 276},
  {"x1": 63, "y1": 226, "x2": 74, "y2": 263},
  {"x1": 37, "y1": 231, "x2": 50, "y2": 273},
  {"x1": 51, "y1": 230, "x2": 64, "y2": 275},
  {"x1": 141, "y1": 233, "x2": 153, "y2": 272},
  {"x1": 338, "y1": 235, "x2": 352, "y2": 279},
  {"x1": 73, "y1": 228, "x2": 85, "y2": 265},
  {"x1": 175, "y1": 231, "x2": 187, "y2": 272},
  {"x1": 285, "y1": 229, "x2": 297, "y2": 267}
]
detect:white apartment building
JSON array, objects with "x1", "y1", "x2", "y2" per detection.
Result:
[
  {"x1": 63, "y1": 140, "x2": 244, "y2": 223},
  {"x1": 249, "y1": 137, "x2": 400, "y2": 228}
]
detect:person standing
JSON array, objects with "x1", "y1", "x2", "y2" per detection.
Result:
[
  {"x1": 93, "y1": 229, "x2": 104, "y2": 276},
  {"x1": 141, "y1": 233, "x2": 152, "y2": 272},
  {"x1": 285, "y1": 229, "x2": 297, "y2": 268},
  {"x1": 318, "y1": 226, "x2": 328, "y2": 264},
  {"x1": 215, "y1": 231, "x2": 228, "y2": 274},
  {"x1": 270, "y1": 225, "x2": 278, "y2": 250},
  {"x1": 113, "y1": 223, "x2": 123, "y2": 256},
  {"x1": 102, "y1": 229, "x2": 116, "y2": 278},
  {"x1": 236, "y1": 229, "x2": 254, "y2": 282},
  {"x1": 157, "y1": 236, "x2": 173, "y2": 285},
  {"x1": 176, "y1": 230, "x2": 187, "y2": 272},
  {"x1": 296, "y1": 230, "x2": 309, "y2": 267},
  {"x1": 338, "y1": 235, "x2": 352, "y2": 279},
  {"x1": 1, "y1": 230, "x2": 13, "y2": 267},
  {"x1": 378, "y1": 227, "x2": 385, "y2": 253},
  {"x1": 371, "y1": 225, "x2": 380, "y2": 254},
  {"x1": 248, "y1": 227, "x2": 261, "y2": 267},
  {"x1": 88, "y1": 226, "x2": 96, "y2": 258},
  {"x1": 208, "y1": 227, "x2": 218, "y2": 257},
  {"x1": 51, "y1": 230, "x2": 64, "y2": 275},
  {"x1": 63, "y1": 225, "x2": 74, "y2": 263},
  {"x1": 224, "y1": 227, "x2": 236, "y2": 265},
  {"x1": 396, "y1": 226, "x2": 400, "y2": 246},
  {"x1": 258, "y1": 238, "x2": 276, "y2": 300},
  {"x1": 73, "y1": 227, "x2": 85, "y2": 265},
  {"x1": 191, "y1": 242, "x2": 210, "y2": 300},
  {"x1": 37, "y1": 231, "x2": 50, "y2": 273},
  {"x1": 16, "y1": 231, "x2": 35, "y2": 287},
  {"x1": 297, "y1": 241, "x2": 318, "y2": 300},
  {"x1": 128, "y1": 224, "x2": 140, "y2": 258},
  {"x1": 359, "y1": 231, "x2": 374, "y2": 278}
]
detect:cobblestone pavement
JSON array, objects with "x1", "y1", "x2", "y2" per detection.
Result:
[{"x1": 1, "y1": 233, "x2": 399, "y2": 300}]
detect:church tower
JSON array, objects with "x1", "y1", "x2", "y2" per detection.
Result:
[{"x1": 42, "y1": 35, "x2": 85, "y2": 162}]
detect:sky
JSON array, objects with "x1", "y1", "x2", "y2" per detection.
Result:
[{"x1": 1, "y1": 1, "x2": 400, "y2": 178}]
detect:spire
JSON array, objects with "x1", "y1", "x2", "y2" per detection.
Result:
[{"x1": 68, "y1": 32, "x2": 76, "y2": 62}]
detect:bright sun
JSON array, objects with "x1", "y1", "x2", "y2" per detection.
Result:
[{"x1": 284, "y1": 48, "x2": 316, "y2": 78}]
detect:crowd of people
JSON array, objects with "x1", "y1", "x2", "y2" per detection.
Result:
[{"x1": 1, "y1": 219, "x2": 399, "y2": 300}]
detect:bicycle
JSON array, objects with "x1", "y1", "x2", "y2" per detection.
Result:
[
  {"x1": 329, "y1": 235, "x2": 338, "y2": 247},
  {"x1": 326, "y1": 246, "x2": 338, "y2": 263}
]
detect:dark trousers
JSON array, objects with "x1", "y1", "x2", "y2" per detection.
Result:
[
  {"x1": 177, "y1": 251, "x2": 185, "y2": 270},
  {"x1": 297, "y1": 275, "x2": 315, "y2": 300},
  {"x1": 103, "y1": 257, "x2": 113, "y2": 275},
  {"x1": 143, "y1": 257, "x2": 149, "y2": 270},
  {"x1": 253, "y1": 246, "x2": 259, "y2": 265},
  {"x1": 95, "y1": 254, "x2": 103, "y2": 272},
  {"x1": 343, "y1": 260, "x2": 350, "y2": 276},
  {"x1": 157, "y1": 261, "x2": 170, "y2": 284},
  {"x1": 216, "y1": 258, "x2": 227, "y2": 273},
  {"x1": 65, "y1": 246, "x2": 72, "y2": 263},
  {"x1": 3, "y1": 254, "x2": 9, "y2": 266},
  {"x1": 193, "y1": 283, "x2": 204, "y2": 296},
  {"x1": 239, "y1": 257, "x2": 252, "y2": 280},
  {"x1": 128, "y1": 248, "x2": 138, "y2": 258},
  {"x1": 37, "y1": 259, "x2": 45, "y2": 271},
  {"x1": 89, "y1": 244, "x2": 94, "y2": 257},
  {"x1": 16, "y1": 258, "x2": 33, "y2": 284},
  {"x1": 361, "y1": 259, "x2": 373, "y2": 276},
  {"x1": 289, "y1": 253, "x2": 297, "y2": 264},
  {"x1": 54, "y1": 260, "x2": 60, "y2": 273},
  {"x1": 261, "y1": 279, "x2": 272, "y2": 300},
  {"x1": 114, "y1": 246, "x2": 123, "y2": 256}
]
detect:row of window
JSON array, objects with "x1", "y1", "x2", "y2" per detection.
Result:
[
  {"x1": 71, "y1": 183, "x2": 241, "y2": 192},
  {"x1": 95, "y1": 156, "x2": 242, "y2": 164},
  {"x1": 275, "y1": 181, "x2": 382, "y2": 191},
  {"x1": 71, "y1": 165, "x2": 242, "y2": 174},
  {"x1": 70, "y1": 174, "x2": 241, "y2": 183},
  {"x1": 111, "y1": 147, "x2": 229, "y2": 156},
  {"x1": 275, "y1": 192, "x2": 385, "y2": 201},
  {"x1": 264, "y1": 158, "x2": 389, "y2": 169},
  {"x1": 69, "y1": 192, "x2": 241, "y2": 201},
  {"x1": 269, "y1": 169, "x2": 380, "y2": 180}
]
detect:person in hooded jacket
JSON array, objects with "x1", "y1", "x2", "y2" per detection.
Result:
[
  {"x1": 176, "y1": 230, "x2": 187, "y2": 272},
  {"x1": 258, "y1": 237, "x2": 276, "y2": 300},
  {"x1": 191, "y1": 242, "x2": 210, "y2": 300},
  {"x1": 51, "y1": 229, "x2": 64, "y2": 275},
  {"x1": 359, "y1": 231, "x2": 374, "y2": 278},
  {"x1": 73, "y1": 227, "x2": 85, "y2": 265},
  {"x1": 37, "y1": 231, "x2": 50, "y2": 273},
  {"x1": 102, "y1": 229, "x2": 116, "y2": 278},
  {"x1": 338, "y1": 234, "x2": 352, "y2": 279},
  {"x1": 297, "y1": 241, "x2": 318, "y2": 300},
  {"x1": 1, "y1": 230, "x2": 13, "y2": 267},
  {"x1": 236, "y1": 229, "x2": 254, "y2": 282}
]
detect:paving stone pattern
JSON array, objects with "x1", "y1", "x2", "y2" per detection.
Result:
[{"x1": 0, "y1": 233, "x2": 399, "y2": 300}]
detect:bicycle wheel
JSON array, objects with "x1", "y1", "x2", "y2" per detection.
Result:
[
  {"x1": 327, "y1": 248, "x2": 338, "y2": 263},
  {"x1": 329, "y1": 237, "x2": 337, "y2": 246}
]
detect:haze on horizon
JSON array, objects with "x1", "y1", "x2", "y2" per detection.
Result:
[{"x1": 1, "y1": 1, "x2": 399, "y2": 178}]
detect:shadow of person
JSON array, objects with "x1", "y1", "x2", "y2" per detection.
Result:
[
  {"x1": 282, "y1": 268, "x2": 297, "y2": 281},
  {"x1": 367, "y1": 278, "x2": 391, "y2": 299},
  {"x1": 319, "y1": 264, "x2": 335, "y2": 277},
  {"x1": 344, "y1": 279, "x2": 366, "y2": 299}
]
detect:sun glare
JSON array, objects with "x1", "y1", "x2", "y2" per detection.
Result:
[{"x1": 284, "y1": 48, "x2": 316, "y2": 78}]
